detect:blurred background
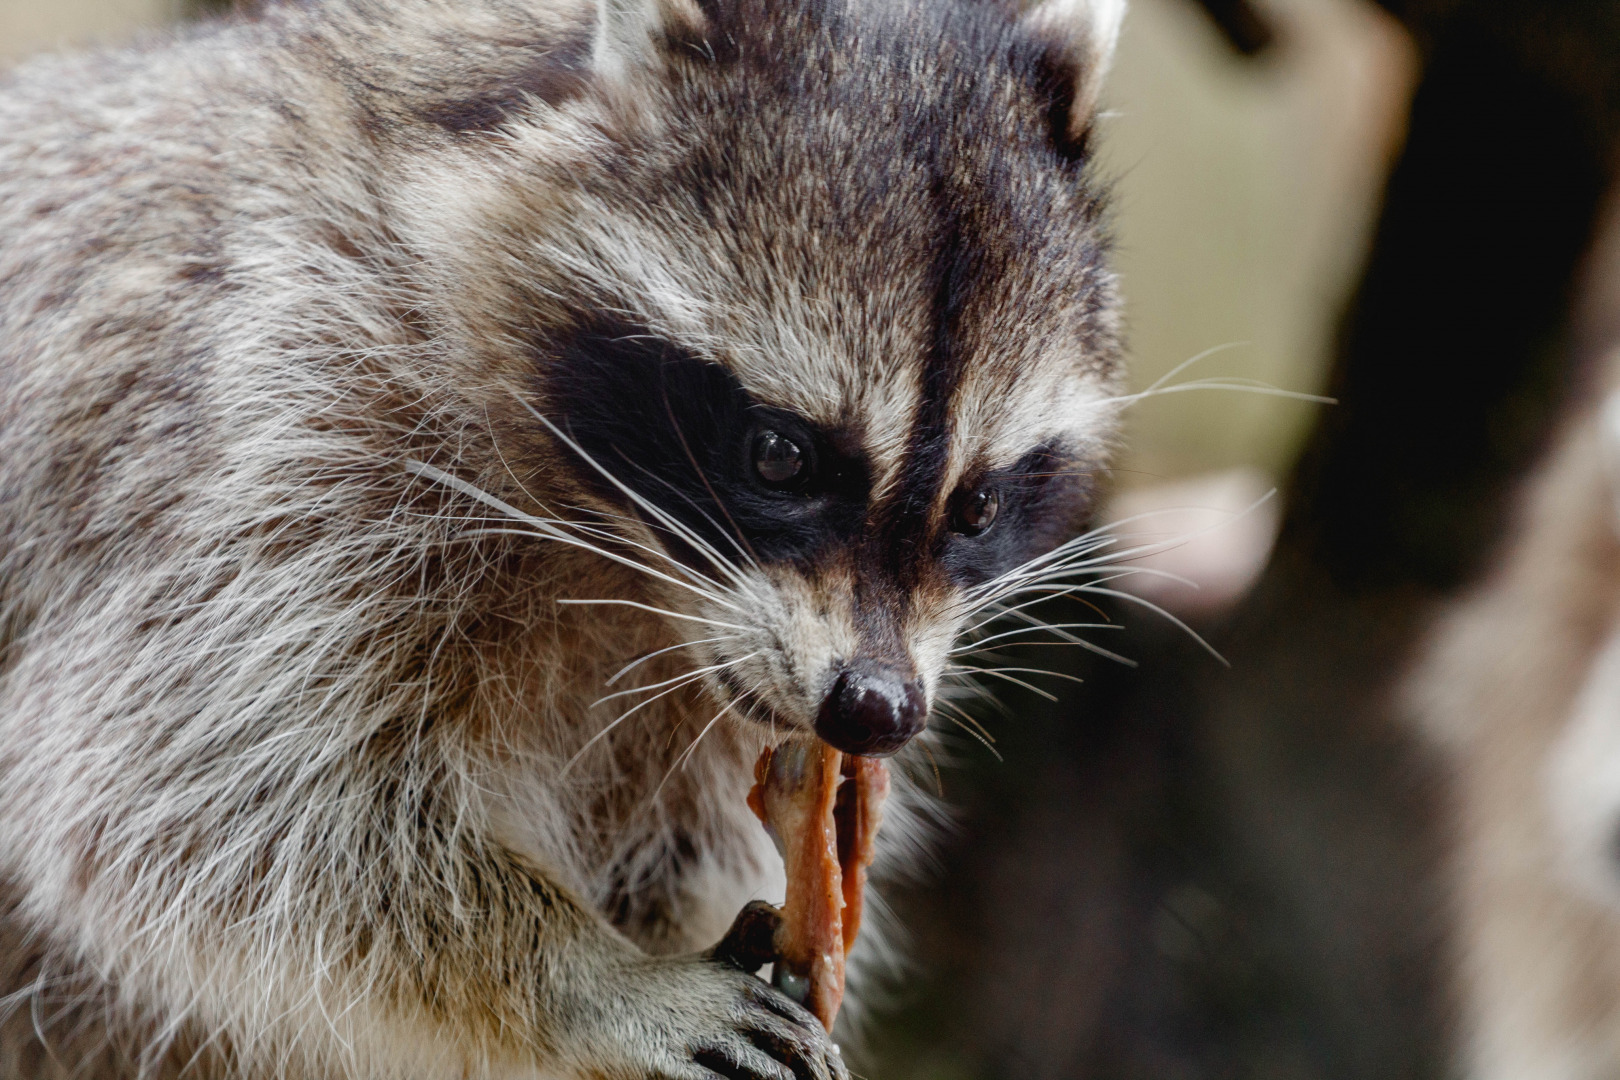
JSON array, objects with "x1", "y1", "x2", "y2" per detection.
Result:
[{"x1": 6, "y1": 0, "x2": 1619, "y2": 1076}]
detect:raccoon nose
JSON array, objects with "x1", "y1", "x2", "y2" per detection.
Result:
[{"x1": 814, "y1": 666, "x2": 927, "y2": 757}]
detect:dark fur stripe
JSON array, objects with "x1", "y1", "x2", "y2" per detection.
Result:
[
  {"x1": 538, "y1": 315, "x2": 871, "y2": 569},
  {"x1": 417, "y1": 33, "x2": 592, "y2": 134}
]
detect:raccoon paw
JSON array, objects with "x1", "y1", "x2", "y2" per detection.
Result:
[
  {"x1": 684, "y1": 969, "x2": 847, "y2": 1080},
  {"x1": 574, "y1": 955, "x2": 849, "y2": 1080}
]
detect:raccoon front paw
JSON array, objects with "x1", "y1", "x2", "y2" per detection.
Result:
[
  {"x1": 678, "y1": 966, "x2": 848, "y2": 1080},
  {"x1": 572, "y1": 956, "x2": 849, "y2": 1080}
]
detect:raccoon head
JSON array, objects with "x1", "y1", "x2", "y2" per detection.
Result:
[{"x1": 434, "y1": 0, "x2": 1126, "y2": 756}]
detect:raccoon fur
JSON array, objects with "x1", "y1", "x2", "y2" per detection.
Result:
[
  {"x1": 1411, "y1": 372, "x2": 1620, "y2": 1078},
  {"x1": 0, "y1": 0, "x2": 1127, "y2": 1076}
]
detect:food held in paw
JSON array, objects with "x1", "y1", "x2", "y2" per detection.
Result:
[
  {"x1": 747, "y1": 739, "x2": 889, "y2": 1029},
  {"x1": 836, "y1": 753, "x2": 888, "y2": 954}
]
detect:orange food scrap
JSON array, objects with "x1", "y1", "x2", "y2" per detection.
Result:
[{"x1": 747, "y1": 740, "x2": 890, "y2": 1030}]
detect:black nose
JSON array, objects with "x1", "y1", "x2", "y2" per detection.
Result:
[{"x1": 814, "y1": 666, "x2": 927, "y2": 757}]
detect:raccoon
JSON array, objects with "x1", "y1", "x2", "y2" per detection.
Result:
[
  {"x1": 0, "y1": 0, "x2": 1127, "y2": 1076},
  {"x1": 1411, "y1": 374, "x2": 1620, "y2": 1078}
]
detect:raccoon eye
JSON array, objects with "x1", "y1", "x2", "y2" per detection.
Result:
[
  {"x1": 752, "y1": 430, "x2": 806, "y2": 487},
  {"x1": 953, "y1": 487, "x2": 1000, "y2": 536}
]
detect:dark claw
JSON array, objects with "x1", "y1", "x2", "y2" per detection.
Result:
[
  {"x1": 708, "y1": 900, "x2": 783, "y2": 974},
  {"x1": 693, "y1": 1047, "x2": 772, "y2": 1080}
]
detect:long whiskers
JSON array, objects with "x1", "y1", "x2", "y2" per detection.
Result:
[
  {"x1": 405, "y1": 460, "x2": 744, "y2": 612},
  {"x1": 1094, "y1": 341, "x2": 1337, "y2": 411},
  {"x1": 1070, "y1": 584, "x2": 1227, "y2": 665},
  {"x1": 651, "y1": 680, "x2": 762, "y2": 800},
  {"x1": 455, "y1": 523, "x2": 737, "y2": 609},
  {"x1": 952, "y1": 621, "x2": 1121, "y2": 654},
  {"x1": 942, "y1": 347, "x2": 1310, "y2": 692},
  {"x1": 562, "y1": 650, "x2": 761, "y2": 774},
  {"x1": 607, "y1": 636, "x2": 729, "y2": 687},
  {"x1": 965, "y1": 601, "x2": 1138, "y2": 667},
  {"x1": 943, "y1": 487, "x2": 1280, "y2": 710},
  {"x1": 1104, "y1": 378, "x2": 1337, "y2": 409},
  {"x1": 663, "y1": 696, "x2": 743, "y2": 789},
  {"x1": 591, "y1": 654, "x2": 757, "y2": 708},
  {"x1": 934, "y1": 698, "x2": 1003, "y2": 760},
  {"x1": 554, "y1": 597, "x2": 751, "y2": 633},
  {"x1": 945, "y1": 664, "x2": 1088, "y2": 687},
  {"x1": 515, "y1": 400, "x2": 758, "y2": 594}
]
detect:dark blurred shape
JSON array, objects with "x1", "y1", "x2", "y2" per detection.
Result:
[
  {"x1": 1292, "y1": 1, "x2": 1618, "y2": 592},
  {"x1": 1189, "y1": 0, "x2": 1275, "y2": 55},
  {"x1": 875, "y1": 2, "x2": 1620, "y2": 1078}
]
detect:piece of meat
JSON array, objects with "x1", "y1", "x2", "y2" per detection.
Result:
[
  {"x1": 747, "y1": 739, "x2": 889, "y2": 1030},
  {"x1": 836, "y1": 754, "x2": 888, "y2": 954}
]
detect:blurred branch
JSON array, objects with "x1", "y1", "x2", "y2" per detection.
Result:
[{"x1": 1186, "y1": 0, "x2": 1274, "y2": 55}]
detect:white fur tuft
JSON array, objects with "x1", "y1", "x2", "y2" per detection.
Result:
[{"x1": 591, "y1": 0, "x2": 706, "y2": 83}]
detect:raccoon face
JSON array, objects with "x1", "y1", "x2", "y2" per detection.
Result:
[
  {"x1": 495, "y1": 0, "x2": 1126, "y2": 755},
  {"x1": 544, "y1": 329, "x2": 1115, "y2": 755}
]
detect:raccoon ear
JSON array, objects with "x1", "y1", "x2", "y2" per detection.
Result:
[
  {"x1": 1021, "y1": 0, "x2": 1126, "y2": 154},
  {"x1": 590, "y1": 0, "x2": 712, "y2": 82}
]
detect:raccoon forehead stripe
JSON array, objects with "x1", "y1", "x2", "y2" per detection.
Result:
[{"x1": 876, "y1": 215, "x2": 975, "y2": 592}]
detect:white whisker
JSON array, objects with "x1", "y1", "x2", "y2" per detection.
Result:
[
  {"x1": 515, "y1": 402, "x2": 758, "y2": 592},
  {"x1": 1120, "y1": 341, "x2": 1250, "y2": 400},
  {"x1": 454, "y1": 525, "x2": 738, "y2": 608},
  {"x1": 562, "y1": 654, "x2": 758, "y2": 774},
  {"x1": 554, "y1": 598, "x2": 752, "y2": 633},
  {"x1": 979, "y1": 569, "x2": 1190, "y2": 614},
  {"x1": 1072, "y1": 584, "x2": 1228, "y2": 666},
  {"x1": 405, "y1": 460, "x2": 744, "y2": 611},
  {"x1": 606, "y1": 636, "x2": 728, "y2": 687},
  {"x1": 618, "y1": 450, "x2": 763, "y2": 575},
  {"x1": 951, "y1": 621, "x2": 1121, "y2": 654},
  {"x1": 933, "y1": 699, "x2": 1003, "y2": 759},
  {"x1": 655, "y1": 695, "x2": 746, "y2": 798},
  {"x1": 676, "y1": 698, "x2": 740, "y2": 773},
  {"x1": 591, "y1": 652, "x2": 761, "y2": 708},
  {"x1": 958, "y1": 638, "x2": 1130, "y2": 655},
  {"x1": 960, "y1": 582, "x2": 1115, "y2": 635},
  {"x1": 1108, "y1": 379, "x2": 1337, "y2": 408},
  {"x1": 952, "y1": 487, "x2": 1278, "y2": 670},
  {"x1": 977, "y1": 603, "x2": 1139, "y2": 667},
  {"x1": 946, "y1": 667, "x2": 1058, "y2": 701},
  {"x1": 946, "y1": 665, "x2": 1087, "y2": 687},
  {"x1": 1090, "y1": 340, "x2": 1335, "y2": 411}
]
